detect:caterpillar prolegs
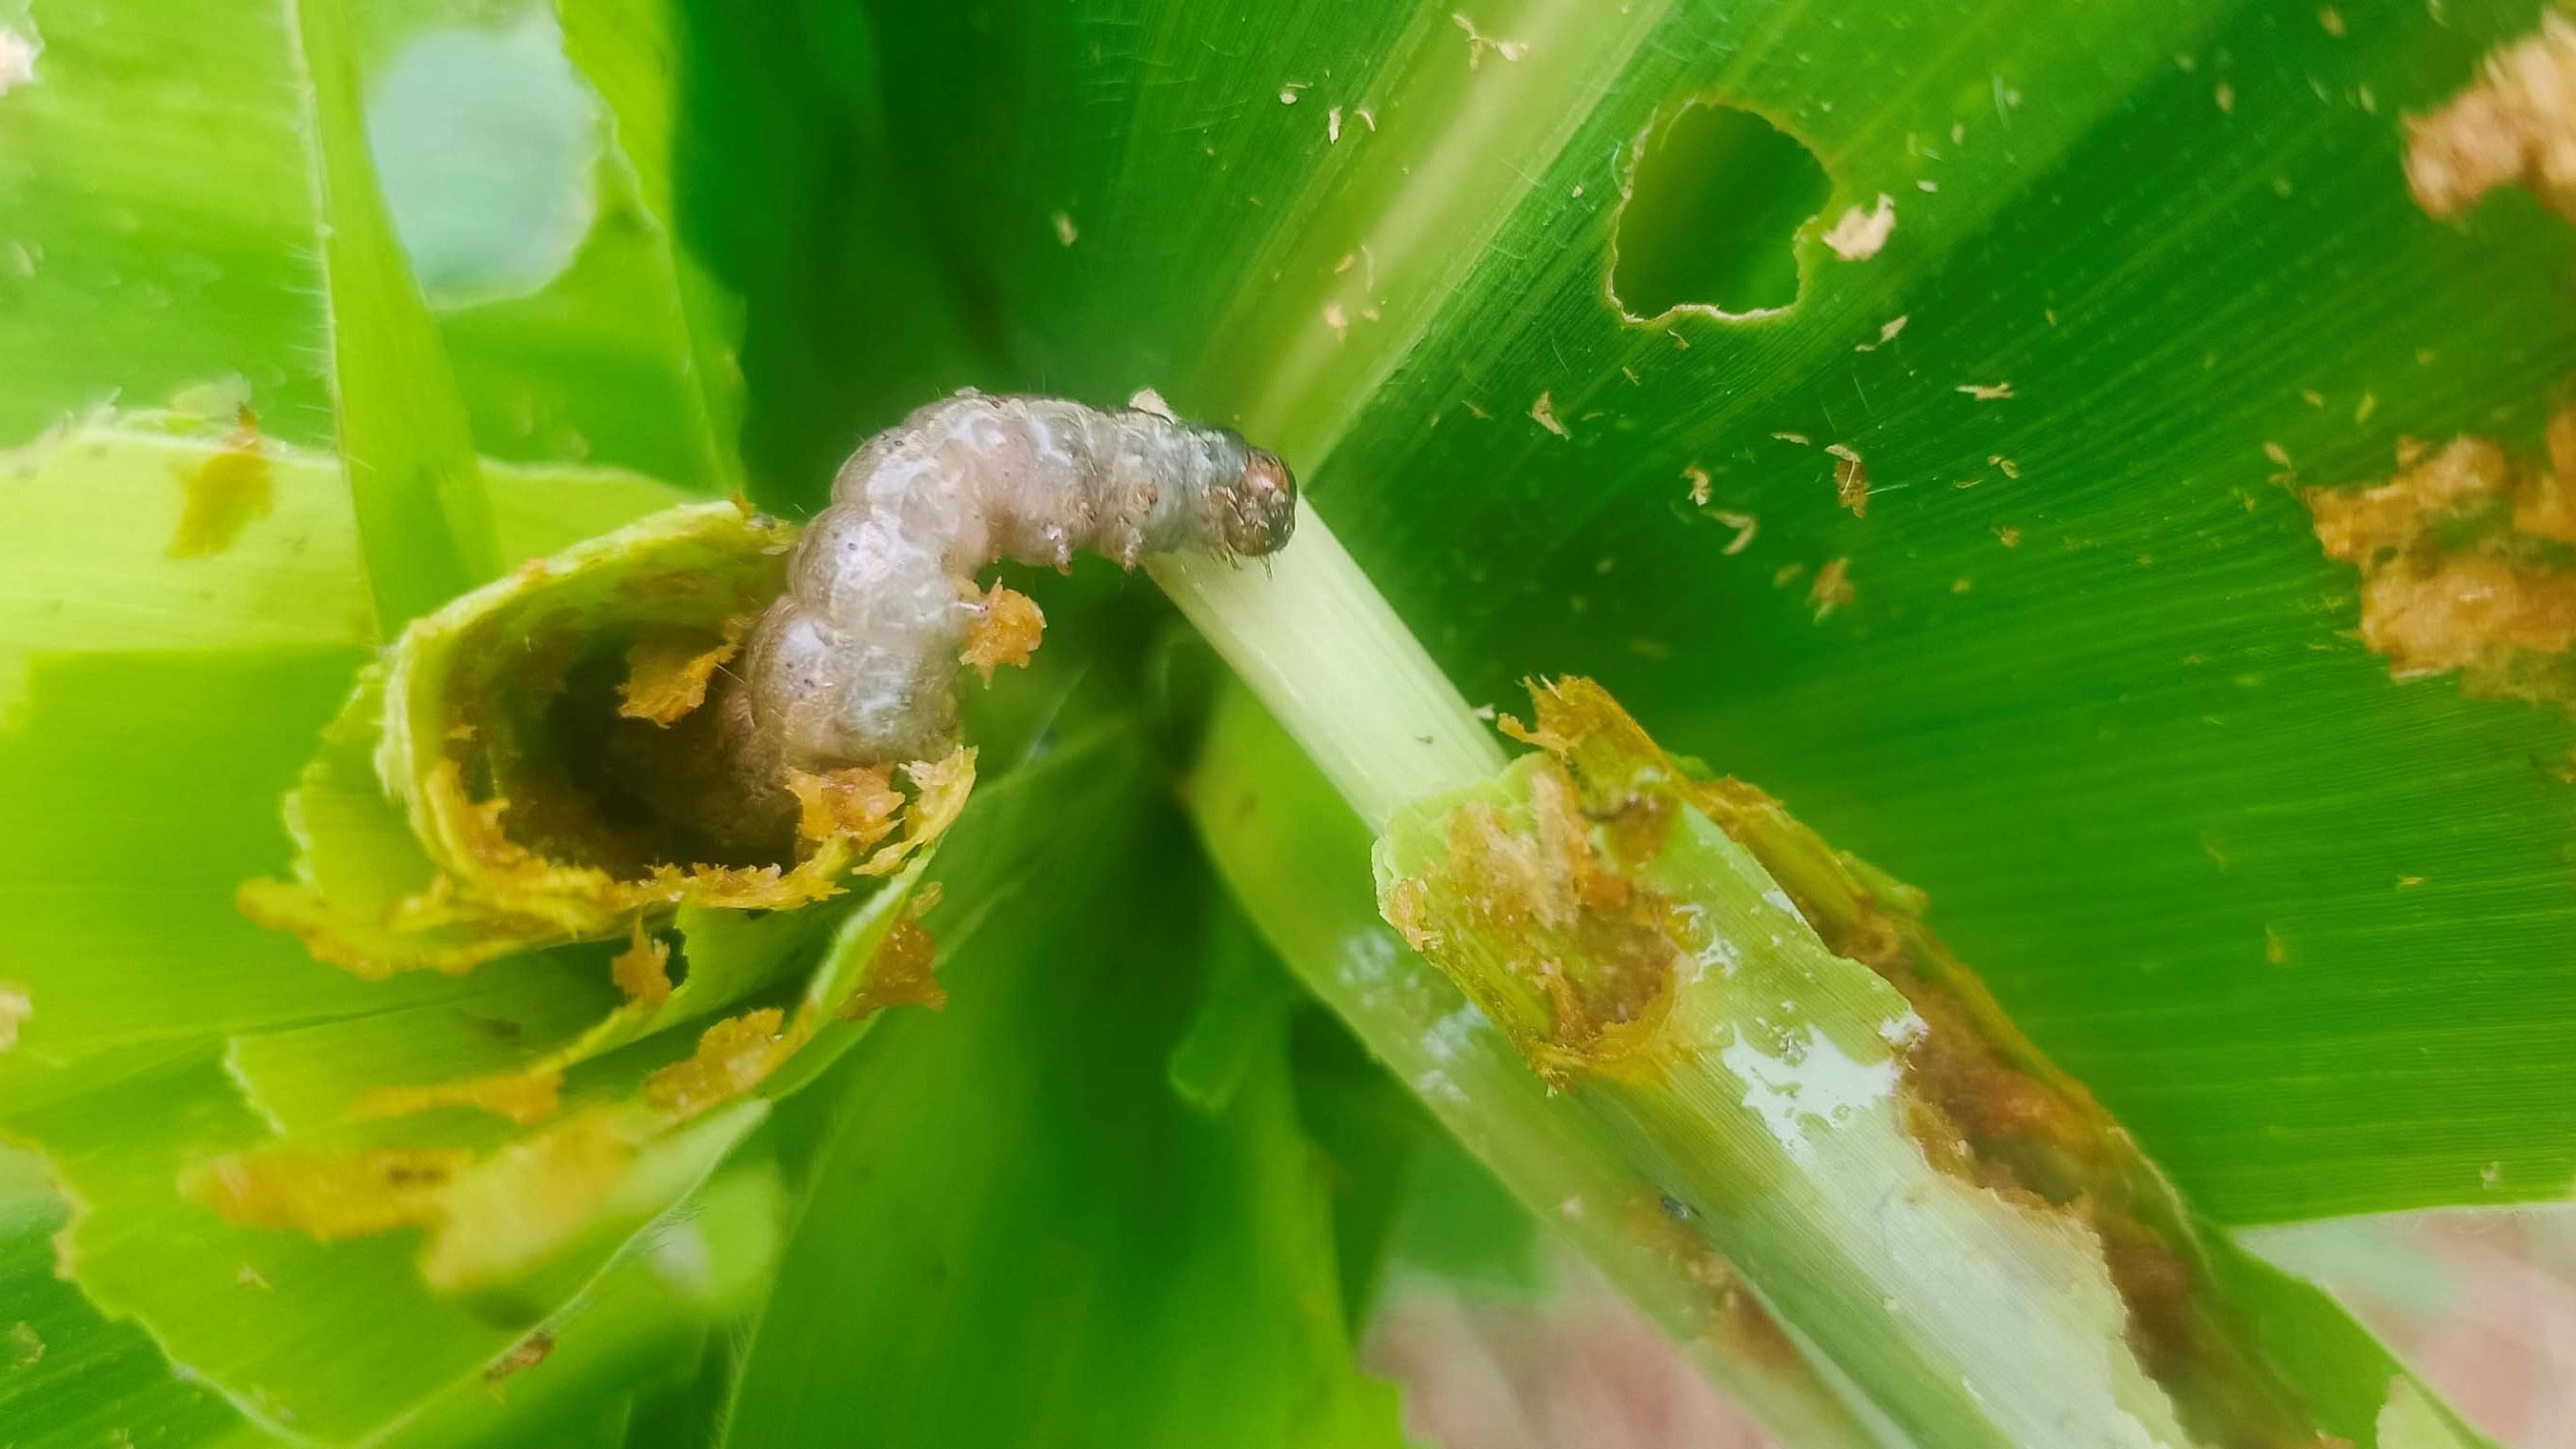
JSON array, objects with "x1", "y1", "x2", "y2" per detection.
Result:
[{"x1": 650, "y1": 392, "x2": 1297, "y2": 850}]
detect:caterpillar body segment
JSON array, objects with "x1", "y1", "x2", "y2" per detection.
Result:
[{"x1": 741, "y1": 392, "x2": 1297, "y2": 772}]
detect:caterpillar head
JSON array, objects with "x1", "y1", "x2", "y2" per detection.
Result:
[{"x1": 1218, "y1": 446, "x2": 1298, "y2": 556}]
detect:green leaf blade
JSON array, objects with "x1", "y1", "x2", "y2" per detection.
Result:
[
  {"x1": 781, "y1": 0, "x2": 2576, "y2": 1223},
  {"x1": 722, "y1": 800, "x2": 1407, "y2": 1449},
  {"x1": 289, "y1": 0, "x2": 498, "y2": 628}
]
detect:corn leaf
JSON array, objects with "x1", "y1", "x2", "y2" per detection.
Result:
[
  {"x1": 723, "y1": 0, "x2": 2576, "y2": 1224},
  {"x1": 720, "y1": 807, "x2": 1408, "y2": 1449}
]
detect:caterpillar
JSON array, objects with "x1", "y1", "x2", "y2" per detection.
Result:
[
  {"x1": 748, "y1": 390, "x2": 1296, "y2": 767},
  {"x1": 644, "y1": 392, "x2": 1296, "y2": 853}
]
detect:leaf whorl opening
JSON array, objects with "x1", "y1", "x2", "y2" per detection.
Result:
[{"x1": 654, "y1": 392, "x2": 1297, "y2": 852}]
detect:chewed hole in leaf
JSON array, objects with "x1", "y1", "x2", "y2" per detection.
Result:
[
  {"x1": 367, "y1": 16, "x2": 597, "y2": 304},
  {"x1": 1608, "y1": 100, "x2": 1829, "y2": 322}
]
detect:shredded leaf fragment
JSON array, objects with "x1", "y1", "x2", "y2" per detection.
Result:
[
  {"x1": 416, "y1": 1111, "x2": 647, "y2": 1291},
  {"x1": 1378, "y1": 777, "x2": 1681, "y2": 1084},
  {"x1": 1380, "y1": 875, "x2": 1443, "y2": 952},
  {"x1": 166, "y1": 408, "x2": 273, "y2": 559},
  {"x1": 1821, "y1": 193, "x2": 1896, "y2": 260},
  {"x1": 784, "y1": 764, "x2": 904, "y2": 851},
  {"x1": 642, "y1": 1009, "x2": 801, "y2": 1117},
  {"x1": 2304, "y1": 421, "x2": 2576, "y2": 707},
  {"x1": 1826, "y1": 444, "x2": 1868, "y2": 516},
  {"x1": 858, "y1": 748, "x2": 977, "y2": 876},
  {"x1": 2405, "y1": 16, "x2": 2576, "y2": 222},
  {"x1": 1855, "y1": 315, "x2": 1908, "y2": 352},
  {"x1": 183, "y1": 1148, "x2": 471, "y2": 1241},
  {"x1": 1388, "y1": 695, "x2": 1795, "y2": 1083},
  {"x1": 1808, "y1": 557, "x2": 1854, "y2": 619},
  {"x1": 1451, "y1": 11, "x2": 1528, "y2": 69},
  {"x1": 616, "y1": 618, "x2": 749, "y2": 726},
  {"x1": 610, "y1": 921, "x2": 674, "y2": 1007},
  {"x1": 353, "y1": 1068, "x2": 565, "y2": 1127},
  {"x1": 484, "y1": 1332, "x2": 553, "y2": 1392},
  {"x1": 2304, "y1": 435, "x2": 2510, "y2": 559},
  {"x1": 960, "y1": 581, "x2": 1045, "y2": 682},
  {"x1": 840, "y1": 887, "x2": 947, "y2": 1020}
]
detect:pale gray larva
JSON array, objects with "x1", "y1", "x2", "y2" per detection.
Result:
[{"x1": 731, "y1": 391, "x2": 1296, "y2": 778}]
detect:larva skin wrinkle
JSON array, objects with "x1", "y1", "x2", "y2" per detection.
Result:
[{"x1": 727, "y1": 391, "x2": 1296, "y2": 790}]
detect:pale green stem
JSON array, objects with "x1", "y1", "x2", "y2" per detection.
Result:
[
  {"x1": 1164, "y1": 504, "x2": 1890, "y2": 1447},
  {"x1": 1150, "y1": 499, "x2": 1502, "y2": 832},
  {"x1": 1160, "y1": 502, "x2": 2485, "y2": 1449},
  {"x1": 1188, "y1": 688, "x2": 1887, "y2": 1449}
]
